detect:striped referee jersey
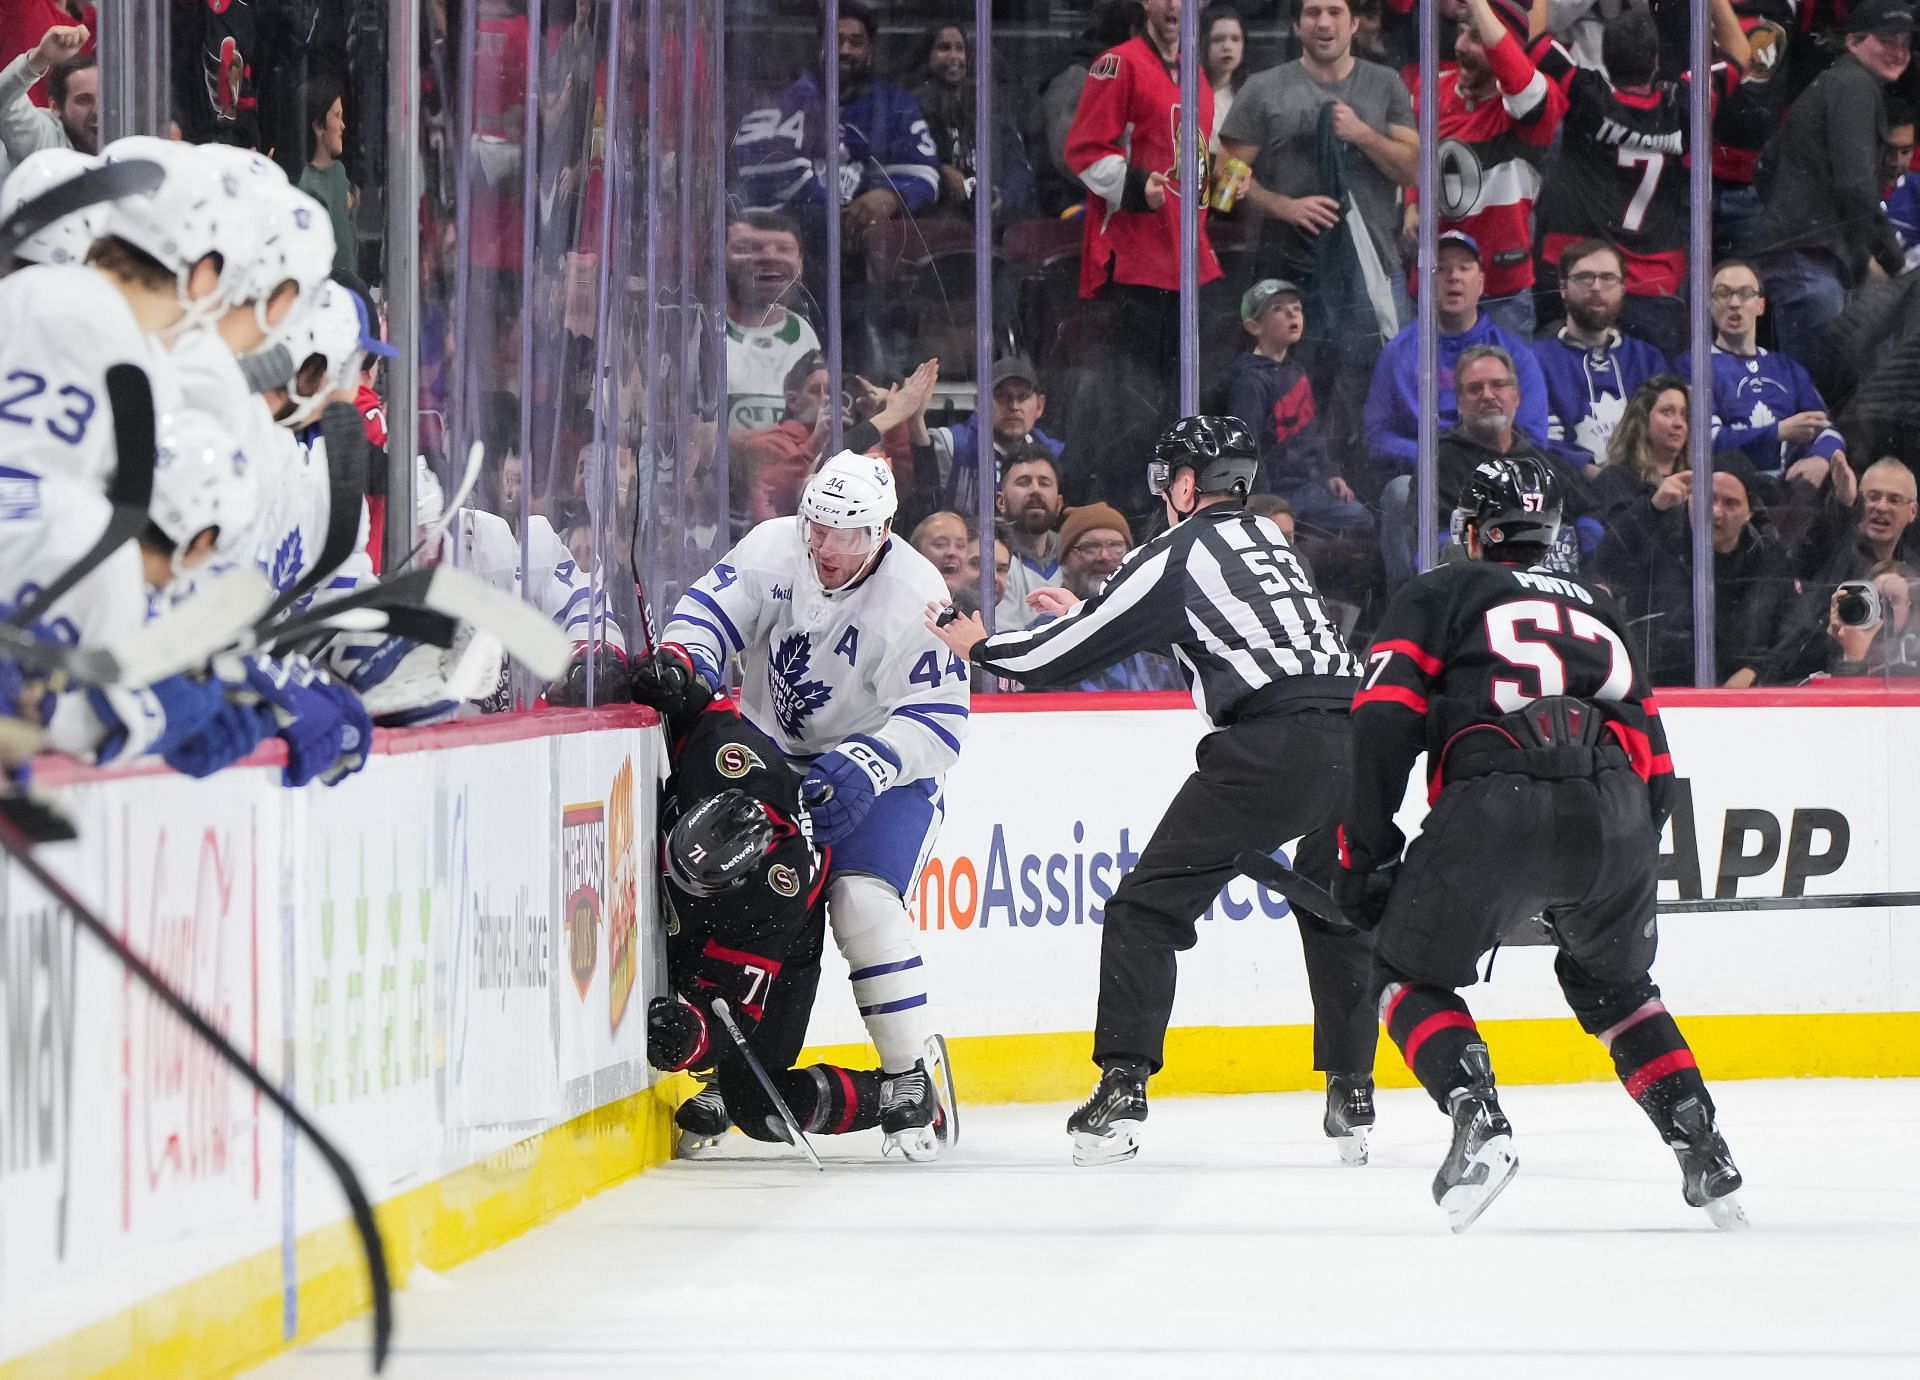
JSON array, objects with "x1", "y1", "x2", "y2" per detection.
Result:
[{"x1": 972, "y1": 506, "x2": 1361, "y2": 725}]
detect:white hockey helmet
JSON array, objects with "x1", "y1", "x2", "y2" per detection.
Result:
[
  {"x1": 199, "y1": 147, "x2": 334, "y2": 332},
  {"x1": 275, "y1": 280, "x2": 395, "y2": 428},
  {"x1": 98, "y1": 136, "x2": 260, "y2": 334},
  {"x1": 150, "y1": 408, "x2": 258, "y2": 571},
  {"x1": 796, "y1": 450, "x2": 898, "y2": 594},
  {"x1": 0, "y1": 149, "x2": 104, "y2": 267}
]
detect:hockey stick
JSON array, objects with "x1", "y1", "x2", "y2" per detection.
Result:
[
  {"x1": 709, "y1": 997, "x2": 825, "y2": 1172},
  {"x1": 259, "y1": 566, "x2": 571, "y2": 680},
  {"x1": 1233, "y1": 850, "x2": 1920, "y2": 924},
  {"x1": 394, "y1": 442, "x2": 485, "y2": 574},
  {"x1": 257, "y1": 401, "x2": 371, "y2": 625},
  {"x1": 0, "y1": 569, "x2": 276, "y2": 687},
  {"x1": 9, "y1": 364, "x2": 156, "y2": 630},
  {"x1": 0, "y1": 811, "x2": 394, "y2": 1372},
  {"x1": 0, "y1": 158, "x2": 164, "y2": 263}
]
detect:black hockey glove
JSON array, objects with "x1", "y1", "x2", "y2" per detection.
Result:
[
  {"x1": 547, "y1": 641, "x2": 632, "y2": 707},
  {"x1": 628, "y1": 643, "x2": 715, "y2": 718},
  {"x1": 647, "y1": 996, "x2": 711, "y2": 1072},
  {"x1": 1330, "y1": 860, "x2": 1397, "y2": 932}
]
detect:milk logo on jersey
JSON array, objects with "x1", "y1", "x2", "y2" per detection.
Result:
[
  {"x1": 716, "y1": 742, "x2": 767, "y2": 779},
  {"x1": 560, "y1": 801, "x2": 606, "y2": 999},
  {"x1": 769, "y1": 632, "x2": 832, "y2": 737},
  {"x1": 768, "y1": 863, "x2": 800, "y2": 897}
]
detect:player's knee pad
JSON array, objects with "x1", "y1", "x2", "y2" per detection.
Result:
[
  {"x1": 1555, "y1": 953, "x2": 1661, "y2": 1035},
  {"x1": 828, "y1": 873, "x2": 933, "y2": 1072}
]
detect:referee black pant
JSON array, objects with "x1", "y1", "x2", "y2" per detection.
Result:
[{"x1": 1093, "y1": 708, "x2": 1373, "y2": 1075}]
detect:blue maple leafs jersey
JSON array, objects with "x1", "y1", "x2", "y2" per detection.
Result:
[
  {"x1": 665, "y1": 517, "x2": 969, "y2": 785},
  {"x1": 732, "y1": 74, "x2": 940, "y2": 215}
]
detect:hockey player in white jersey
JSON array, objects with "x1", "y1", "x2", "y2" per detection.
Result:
[
  {"x1": 0, "y1": 148, "x2": 105, "y2": 272},
  {"x1": 0, "y1": 137, "x2": 207, "y2": 485},
  {"x1": 649, "y1": 450, "x2": 964, "y2": 1160}
]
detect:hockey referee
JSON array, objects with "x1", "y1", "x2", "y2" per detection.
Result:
[{"x1": 925, "y1": 415, "x2": 1364, "y2": 1166}]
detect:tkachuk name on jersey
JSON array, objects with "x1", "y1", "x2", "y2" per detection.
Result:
[{"x1": 1592, "y1": 120, "x2": 1683, "y2": 155}]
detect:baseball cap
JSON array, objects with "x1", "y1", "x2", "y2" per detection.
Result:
[
  {"x1": 1849, "y1": 0, "x2": 1914, "y2": 33},
  {"x1": 1438, "y1": 229, "x2": 1483, "y2": 258},
  {"x1": 991, "y1": 356, "x2": 1039, "y2": 390},
  {"x1": 1240, "y1": 278, "x2": 1302, "y2": 320}
]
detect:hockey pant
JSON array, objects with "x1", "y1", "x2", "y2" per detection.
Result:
[
  {"x1": 1095, "y1": 709, "x2": 1352, "y2": 1073},
  {"x1": 717, "y1": 951, "x2": 884, "y2": 1143},
  {"x1": 825, "y1": 780, "x2": 943, "y2": 1074},
  {"x1": 1373, "y1": 761, "x2": 1714, "y2": 1139}
]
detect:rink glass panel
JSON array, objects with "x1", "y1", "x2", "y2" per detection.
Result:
[{"x1": 154, "y1": 3, "x2": 1920, "y2": 697}]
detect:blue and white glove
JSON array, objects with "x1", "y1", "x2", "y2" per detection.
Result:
[
  {"x1": 798, "y1": 735, "x2": 900, "y2": 846},
  {"x1": 240, "y1": 656, "x2": 373, "y2": 788},
  {"x1": 163, "y1": 699, "x2": 278, "y2": 779},
  {"x1": 84, "y1": 675, "x2": 228, "y2": 766}
]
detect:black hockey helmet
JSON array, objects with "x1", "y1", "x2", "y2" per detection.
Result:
[
  {"x1": 1148, "y1": 415, "x2": 1259, "y2": 499},
  {"x1": 1450, "y1": 455, "x2": 1562, "y2": 553},
  {"x1": 665, "y1": 789, "x2": 775, "y2": 897}
]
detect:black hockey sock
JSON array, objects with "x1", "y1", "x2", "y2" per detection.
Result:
[
  {"x1": 783, "y1": 1064, "x2": 884, "y2": 1136},
  {"x1": 1381, "y1": 980, "x2": 1484, "y2": 1110},
  {"x1": 1593, "y1": 998, "x2": 1712, "y2": 1138}
]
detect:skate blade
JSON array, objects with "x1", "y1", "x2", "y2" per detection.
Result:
[
  {"x1": 1071, "y1": 1119, "x2": 1142, "y2": 1167},
  {"x1": 1332, "y1": 1126, "x2": 1370, "y2": 1167},
  {"x1": 883, "y1": 1125, "x2": 940, "y2": 1162},
  {"x1": 1438, "y1": 1134, "x2": 1518, "y2": 1234},
  {"x1": 1703, "y1": 1192, "x2": 1751, "y2": 1231},
  {"x1": 677, "y1": 1130, "x2": 728, "y2": 1159},
  {"x1": 925, "y1": 1033, "x2": 959, "y2": 1147}
]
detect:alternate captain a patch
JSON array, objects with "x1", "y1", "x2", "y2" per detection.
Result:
[{"x1": 716, "y1": 742, "x2": 767, "y2": 779}]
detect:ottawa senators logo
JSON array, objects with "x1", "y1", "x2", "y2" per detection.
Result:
[
  {"x1": 1090, "y1": 53, "x2": 1121, "y2": 80},
  {"x1": 768, "y1": 864, "x2": 800, "y2": 897},
  {"x1": 716, "y1": 742, "x2": 766, "y2": 779}
]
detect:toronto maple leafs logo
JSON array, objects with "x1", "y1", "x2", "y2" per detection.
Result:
[
  {"x1": 269, "y1": 528, "x2": 303, "y2": 592},
  {"x1": 769, "y1": 632, "x2": 831, "y2": 738}
]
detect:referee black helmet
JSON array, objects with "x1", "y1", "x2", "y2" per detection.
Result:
[{"x1": 1149, "y1": 415, "x2": 1259, "y2": 499}]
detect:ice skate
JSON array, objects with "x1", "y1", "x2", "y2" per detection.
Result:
[
  {"x1": 881, "y1": 1060, "x2": 940, "y2": 1161},
  {"x1": 675, "y1": 1078, "x2": 730, "y2": 1157},
  {"x1": 1324, "y1": 1073, "x2": 1376, "y2": 1166},
  {"x1": 1067, "y1": 1060, "x2": 1149, "y2": 1166},
  {"x1": 1432, "y1": 1049, "x2": 1517, "y2": 1233},
  {"x1": 1668, "y1": 1096, "x2": 1749, "y2": 1230},
  {"x1": 924, "y1": 1033, "x2": 959, "y2": 1147}
]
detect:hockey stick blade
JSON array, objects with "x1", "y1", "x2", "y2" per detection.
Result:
[
  {"x1": 0, "y1": 158, "x2": 164, "y2": 263},
  {"x1": 0, "y1": 813, "x2": 394, "y2": 1371},
  {"x1": 1657, "y1": 891, "x2": 1920, "y2": 914},
  {"x1": 103, "y1": 567, "x2": 276, "y2": 685},
  {"x1": 710, "y1": 998, "x2": 824, "y2": 1171},
  {"x1": 258, "y1": 401, "x2": 370, "y2": 624},
  {"x1": 1232, "y1": 850, "x2": 1355, "y2": 931},
  {"x1": 9, "y1": 364, "x2": 156, "y2": 629}
]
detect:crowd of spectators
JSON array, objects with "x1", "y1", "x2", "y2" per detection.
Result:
[{"x1": 724, "y1": 0, "x2": 1920, "y2": 688}]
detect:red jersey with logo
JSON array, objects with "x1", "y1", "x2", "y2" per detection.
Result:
[
  {"x1": 1536, "y1": 46, "x2": 1739, "y2": 297},
  {"x1": 1064, "y1": 34, "x2": 1222, "y2": 296},
  {"x1": 1408, "y1": 32, "x2": 1567, "y2": 298}
]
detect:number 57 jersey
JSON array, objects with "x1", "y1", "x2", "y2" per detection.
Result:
[
  {"x1": 1346, "y1": 560, "x2": 1675, "y2": 867},
  {"x1": 665, "y1": 517, "x2": 970, "y2": 785}
]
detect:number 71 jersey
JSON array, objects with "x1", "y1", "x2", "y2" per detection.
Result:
[{"x1": 664, "y1": 518, "x2": 970, "y2": 785}]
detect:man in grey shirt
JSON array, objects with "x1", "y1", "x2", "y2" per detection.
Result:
[
  {"x1": 0, "y1": 25, "x2": 97, "y2": 178},
  {"x1": 1219, "y1": 0, "x2": 1416, "y2": 290}
]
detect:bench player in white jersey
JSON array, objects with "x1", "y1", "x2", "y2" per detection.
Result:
[
  {"x1": 648, "y1": 451, "x2": 964, "y2": 1159},
  {"x1": 0, "y1": 148, "x2": 104, "y2": 274},
  {"x1": 0, "y1": 140, "x2": 202, "y2": 487}
]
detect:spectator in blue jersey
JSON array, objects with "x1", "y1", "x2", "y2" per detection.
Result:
[
  {"x1": 1223, "y1": 278, "x2": 1372, "y2": 537},
  {"x1": 1361, "y1": 230, "x2": 1548, "y2": 485},
  {"x1": 907, "y1": 356, "x2": 1063, "y2": 518},
  {"x1": 1020, "y1": 501, "x2": 1183, "y2": 691},
  {"x1": 1674, "y1": 260, "x2": 1848, "y2": 482},
  {"x1": 731, "y1": 1, "x2": 940, "y2": 236},
  {"x1": 994, "y1": 445, "x2": 1066, "y2": 631},
  {"x1": 1881, "y1": 99, "x2": 1920, "y2": 267},
  {"x1": 1531, "y1": 239, "x2": 1667, "y2": 470}
]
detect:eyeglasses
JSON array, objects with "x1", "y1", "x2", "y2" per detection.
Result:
[
  {"x1": 1862, "y1": 489, "x2": 1918, "y2": 508},
  {"x1": 1071, "y1": 538, "x2": 1128, "y2": 557},
  {"x1": 1565, "y1": 271, "x2": 1622, "y2": 289},
  {"x1": 1711, "y1": 287, "x2": 1762, "y2": 304}
]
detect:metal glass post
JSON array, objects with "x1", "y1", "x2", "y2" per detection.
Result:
[
  {"x1": 516, "y1": 0, "x2": 543, "y2": 706},
  {"x1": 584, "y1": 0, "x2": 631, "y2": 705},
  {"x1": 1415, "y1": 0, "x2": 1439, "y2": 571},
  {"x1": 384, "y1": 0, "x2": 421, "y2": 573},
  {"x1": 98, "y1": 0, "x2": 168, "y2": 142},
  {"x1": 824, "y1": 0, "x2": 844, "y2": 454},
  {"x1": 712, "y1": 0, "x2": 731, "y2": 545},
  {"x1": 973, "y1": 2, "x2": 997, "y2": 632},
  {"x1": 1688, "y1": 0, "x2": 1718, "y2": 686},
  {"x1": 452, "y1": 0, "x2": 480, "y2": 555},
  {"x1": 1177, "y1": 0, "x2": 1200, "y2": 415}
]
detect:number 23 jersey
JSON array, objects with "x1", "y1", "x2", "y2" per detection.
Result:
[
  {"x1": 664, "y1": 517, "x2": 970, "y2": 785},
  {"x1": 1346, "y1": 560, "x2": 1675, "y2": 866}
]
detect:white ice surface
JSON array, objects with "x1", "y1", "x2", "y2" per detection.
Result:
[{"x1": 253, "y1": 1079, "x2": 1920, "y2": 1380}]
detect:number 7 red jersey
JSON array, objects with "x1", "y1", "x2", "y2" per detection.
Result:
[{"x1": 1344, "y1": 560, "x2": 1674, "y2": 868}]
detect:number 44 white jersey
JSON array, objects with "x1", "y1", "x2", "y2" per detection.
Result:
[{"x1": 665, "y1": 517, "x2": 969, "y2": 783}]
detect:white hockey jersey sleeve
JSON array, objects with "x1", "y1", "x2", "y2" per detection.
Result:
[
  {"x1": 661, "y1": 518, "x2": 785, "y2": 686},
  {"x1": 852, "y1": 550, "x2": 970, "y2": 787}
]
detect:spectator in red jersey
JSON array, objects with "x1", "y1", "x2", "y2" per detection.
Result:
[
  {"x1": 0, "y1": 0, "x2": 89, "y2": 108},
  {"x1": 1404, "y1": 0, "x2": 1565, "y2": 341},
  {"x1": 1063, "y1": 0, "x2": 1223, "y2": 514},
  {"x1": 1532, "y1": 1, "x2": 1749, "y2": 357}
]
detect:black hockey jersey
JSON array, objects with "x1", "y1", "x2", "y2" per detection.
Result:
[
  {"x1": 1344, "y1": 561, "x2": 1675, "y2": 869},
  {"x1": 660, "y1": 697, "x2": 827, "y2": 1038}
]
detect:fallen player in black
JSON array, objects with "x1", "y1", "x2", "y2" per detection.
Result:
[
  {"x1": 638, "y1": 648, "x2": 953, "y2": 1160},
  {"x1": 1335, "y1": 455, "x2": 1746, "y2": 1232}
]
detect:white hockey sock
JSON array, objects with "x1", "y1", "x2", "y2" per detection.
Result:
[{"x1": 828, "y1": 873, "x2": 936, "y2": 1073}]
